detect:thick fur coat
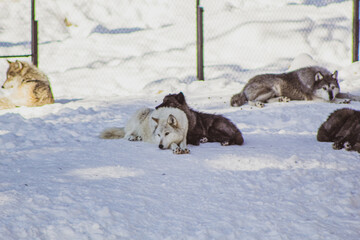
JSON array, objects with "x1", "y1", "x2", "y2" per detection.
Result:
[
  {"x1": 0, "y1": 60, "x2": 54, "y2": 109},
  {"x1": 100, "y1": 107, "x2": 190, "y2": 154},
  {"x1": 230, "y1": 66, "x2": 357, "y2": 108},
  {"x1": 317, "y1": 108, "x2": 360, "y2": 153},
  {"x1": 156, "y1": 92, "x2": 244, "y2": 146}
]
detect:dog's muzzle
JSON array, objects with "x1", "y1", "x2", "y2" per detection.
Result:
[{"x1": 328, "y1": 91, "x2": 334, "y2": 101}]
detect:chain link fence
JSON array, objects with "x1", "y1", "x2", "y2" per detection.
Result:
[
  {"x1": 202, "y1": 0, "x2": 352, "y2": 82},
  {"x1": 0, "y1": 0, "x2": 354, "y2": 97}
]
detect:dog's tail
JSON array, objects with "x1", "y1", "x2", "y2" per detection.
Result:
[
  {"x1": 230, "y1": 91, "x2": 247, "y2": 107},
  {"x1": 100, "y1": 127, "x2": 125, "y2": 139},
  {"x1": 336, "y1": 92, "x2": 360, "y2": 101}
]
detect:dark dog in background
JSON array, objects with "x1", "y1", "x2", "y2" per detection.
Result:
[
  {"x1": 156, "y1": 92, "x2": 244, "y2": 146},
  {"x1": 317, "y1": 108, "x2": 360, "y2": 153}
]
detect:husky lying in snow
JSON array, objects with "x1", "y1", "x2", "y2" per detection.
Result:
[
  {"x1": 317, "y1": 108, "x2": 360, "y2": 153},
  {"x1": 230, "y1": 66, "x2": 360, "y2": 108},
  {"x1": 156, "y1": 92, "x2": 244, "y2": 146},
  {"x1": 100, "y1": 107, "x2": 190, "y2": 154}
]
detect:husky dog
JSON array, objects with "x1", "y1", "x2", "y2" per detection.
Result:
[
  {"x1": 230, "y1": 66, "x2": 357, "y2": 108},
  {"x1": 317, "y1": 108, "x2": 360, "y2": 153},
  {"x1": 100, "y1": 107, "x2": 190, "y2": 154},
  {"x1": 156, "y1": 92, "x2": 244, "y2": 146},
  {"x1": 0, "y1": 60, "x2": 54, "y2": 109}
]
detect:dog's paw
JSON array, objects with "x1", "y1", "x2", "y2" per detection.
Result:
[
  {"x1": 332, "y1": 141, "x2": 344, "y2": 150},
  {"x1": 200, "y1": 137, "x2": 208, "y2": 143},
  {"x1": 255, "y1": 102, "x2": 264, "y2": 108},
  {"x1": 128, "y1": 135, "x2": 142, "y2": 141},
  {"x1": 344, "y1": 141, "x2": 353, "y2": 151},
  {"x1": 339, "y1": 99, "x2": 351, "y2": 104},
  {"x1": 182, "y1": 148, "x2": 190, "y2": 154},
  {"x1": 221, "y1": 141, "x2": 230, "y2": 146},
  {"x1": 173, "y1": 147, "x2": 190, "y2": 154},
  {"x1": 173, "y1": 147, "x2": 182, "y2": 154},
  {"x1": 128, "y1": 135, "x2": 136, "y2": 141},
  {"x1": 279, "y1": 96, "x2": 290, "y2": 102}
]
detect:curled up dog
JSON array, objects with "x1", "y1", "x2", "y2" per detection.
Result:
[
  {"x1": 317, "y1": 108, "x2": 360, "y2": 153},
  {"x1": 100, "y1": 107, "x2": 190, "y2": 154},
  {"x1": 156, "y1": 92, "x2": 244, "y2": 146},
  {"x1": 0, "y1": 60, "x2": 54, "y2": 109}
]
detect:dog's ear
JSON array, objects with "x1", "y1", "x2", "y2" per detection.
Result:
[
  {"x1": 152, "y1": 117, "x2": 159, "y2": 125},
  {"x1": 331, "y1": 70, "x2": 338, "y2": 79},
  {"x1": 176, "y1": 92, "x2": 185, "y2": 104},
  {"x1": 7, "y1": 59, "x2": 12, "y2": 65},
  {"x1": 315, "y1": 72, "x2": 324, "y2": 81},
  {"x1": 167, "y1": 114, "x2": 178, "y2": 128},
  {"x1": 15, "y1": 60, "x2": 23, "y2": 69}
]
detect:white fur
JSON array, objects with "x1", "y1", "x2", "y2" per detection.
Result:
[{"x1": 103, "y1": 107, "x2": 189, "y2": 154}]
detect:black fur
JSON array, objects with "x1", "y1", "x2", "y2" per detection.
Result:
[
  {"x1": 156, "y1": 92, "x2": 244, "y2": 146},
  {"x1": 317, "y1": 108, "x2": 360, "y2": 153}
]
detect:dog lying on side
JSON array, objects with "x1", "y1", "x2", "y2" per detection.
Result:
[
  {"x1": 100, "y1": 107, "x2": 190, "y2": 154},
  {"x1": 156, "y1": 92, "x2": 244, "y2": 146},
  {"x1": 317, "y1": 108, "x2": 360, "y2": 153},
  {"x1": 230, "y1": 66, "x2": 358, "y2": 108}
]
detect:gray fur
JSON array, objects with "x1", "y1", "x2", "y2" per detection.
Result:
[
  {"x1": 317, "y1": 108, "x2": 360, "y2": 153},
  {"x1": 230, "y1": 66, "x2": 355, "y2": 107},
  {"x1": 156, "y1": 92, "x2": 244, "y2": 146}
]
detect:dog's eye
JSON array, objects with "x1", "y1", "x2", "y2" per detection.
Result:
[
  {"x1": 165, "y1": 132, "x2": 169, "y2": 136},
  {"x1": 8, "y1": 72, "x2": 15, "y2": 77},
  {"x1": 323, "y1": 87, "x2": 327, "y2": 90},
  {"x1": 158, "y1": 134, "x2": 160, "y2": 137},
  {"x1": 331, "y1": 86, "x2": 335, "y2": 90}
]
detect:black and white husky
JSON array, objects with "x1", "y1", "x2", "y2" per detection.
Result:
[
  {"x1": 231, "y1": 66, "x2": 360, "y2": 108},
  {"x1": 156, "y1": 92, "x2": 244, "y2": 146},
  {"x1": 317, "y1": 108, "x2": 360, "y2": 153}
]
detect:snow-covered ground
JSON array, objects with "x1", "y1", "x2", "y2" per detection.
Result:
[{"x1": 1, "y1": 0, "x2": 360, "y2": 239}]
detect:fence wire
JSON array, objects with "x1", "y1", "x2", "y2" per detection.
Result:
[{"x1": 0, "y1": 0, "x2": 353, "y2": 89}]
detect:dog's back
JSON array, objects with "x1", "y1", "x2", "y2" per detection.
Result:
[
  {"x1": 1, "y1": 60, "x2": 54, "y2": 109},
  {"x1": 317, "y1": 108, "x2": 360, "y2": 152}
]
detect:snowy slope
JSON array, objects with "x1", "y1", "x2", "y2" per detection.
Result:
[{"x1": 0, "y1": 0, "x2": 360, "y2": 239}]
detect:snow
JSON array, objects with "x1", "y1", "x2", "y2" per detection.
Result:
[{"x1": 1, "y1": 0, "x2": 360, "y2": 239}]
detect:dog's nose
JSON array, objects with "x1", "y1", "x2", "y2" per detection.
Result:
[{"x1": 158, "y1": 144, "x2": 164, "y2": 149}]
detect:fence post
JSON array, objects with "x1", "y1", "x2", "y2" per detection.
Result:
[
  {"x1": 31, "y1": 0, "x2": 38, "y2": 66},
  {"x1": 353, "y1": 0, "x2": 359, "y2": 62},
  {"x1": 196, "y1": 0, "x2": 204, "y2": 81}
]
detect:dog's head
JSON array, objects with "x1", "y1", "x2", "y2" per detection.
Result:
[
  {"x1": 152, "y1": 114, "x2": 184, "y2": 150},
  {"x1": 2, "y1": 60, "x2": 29, "y2": 89},
  {"x1": 155, "y1": 92, "x2": 188, "y2": 111},
  {"x1": 313, "y1": 71, "x2": 340, "y2": 101}
]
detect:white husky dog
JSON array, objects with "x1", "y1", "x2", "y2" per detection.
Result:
[{"x1": 100, "y1": 107, "x2": 189, "y2": 154}]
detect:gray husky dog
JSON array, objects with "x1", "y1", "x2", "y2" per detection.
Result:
[
  {"x1": 231, "y1": 66, "x2": 359, "y2": 108},
  {"x1": 156, "y1": 92, "x2": 244, "y2": 146},
  {"x1": 317, "y1": 108, "x2": 360, "y2": 153}
]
